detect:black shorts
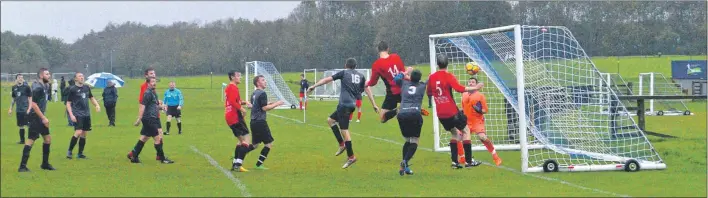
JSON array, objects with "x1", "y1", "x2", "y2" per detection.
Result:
[
  {"x1": 329, "y1": 104, "x2": 356, "y2": 130},
  {"x1": 439, "y1": 111, "x2": 468, "y2": 132},
  {"x1": 382, "y1": 94, "x2": 401, "y2": 110},
  {"x1": 73, "y1": 116, "x2": 92, "y2": 131},
  {"x1": 167, "y1": 106, "x2": 182, "y2": 118},
  {"x1": 140, "y1": 118, "x2": 162, "y2": 137},
  {"x1": 230, "y1": 122, "x2": 250, "y2": 137},
  {"x1": 28, "y1": 116, "x2": 50, "y2": 140},
  {"x1": 16, "y1": 112, "x2": 28, "y2": 127},
  {"x1": 397, "y1": 112, "x2": 423, "y2": 138},
  {"x1": 250, "y1": 120, "x2": 274, "y2": 145}
]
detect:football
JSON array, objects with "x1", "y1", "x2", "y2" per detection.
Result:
[{"x1": 465, "y1": 62, "x2": 480, "y2": 75}]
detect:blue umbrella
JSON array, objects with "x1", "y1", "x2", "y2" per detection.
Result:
[{"x1": 86, "y1": 72, "x2": 125, "y2": 88}]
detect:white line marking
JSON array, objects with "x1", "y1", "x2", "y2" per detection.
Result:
[
  {"x1": 271, "y1": 113, "x2": 630, "y2": 197},
  {"x1": 190, "y1": 145, "x2": 251, "y2": 197}
]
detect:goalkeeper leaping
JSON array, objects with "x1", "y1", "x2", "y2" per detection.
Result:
[{"x1": 462, "y1": 77, "x2": 502, "y2": 166}]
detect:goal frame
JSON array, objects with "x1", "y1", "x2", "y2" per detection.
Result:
[
  {"x1": 429, "y1": 25, "x2": 666, "y2": 173},
  {"x1": 245, "y1": 61, "x2": 299, "y2": 110},
  {"x1": 638, "y1": 72, "x2": 692, "y2": 116}
]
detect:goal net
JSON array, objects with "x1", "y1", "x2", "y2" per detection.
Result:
[
  {"x1": 245, "y1": 61, "x2": 299, "y2": 109},
  {"x1": 638, "y1": 72, "x2": 692, "y2": 116},
  {"x1": 429, "y1": 25, "x2": 665, "y2": 172},
  {"x1": 599, "y1": 73, "x2": 638, "y2": 116},
  {"x1": 309, "y1": 69, "x2": 387, "y2": 100}
]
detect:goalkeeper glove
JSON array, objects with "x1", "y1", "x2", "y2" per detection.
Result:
[
  {"x1": 420, "y1": 108, "x2": 430, "y2": 116},
  {"x1": 473, "y1": 101, "x2": 484, "y2": 114},
  {"x1": 393, "y1": 73, "x2": 404, "y2": 85}
]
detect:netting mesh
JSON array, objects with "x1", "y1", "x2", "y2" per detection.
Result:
[
  {"x1": 246, "y1": 61, "x2": 299, "y2": 109},
  {"x1": 432, "y1": 25, "x2": 665, "y2": 171},
  {"x1": 310, "y1": 69, "x2": 386, "y2": 100},
  {"x1": 638, "y1": 72, "x2": 690, "y2": 115}
]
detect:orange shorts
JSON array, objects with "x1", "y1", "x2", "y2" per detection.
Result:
[{"x1": 467, "y1": 123, "x2": 485, "y2": 134}]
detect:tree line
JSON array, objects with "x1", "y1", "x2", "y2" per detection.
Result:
[{"x1": 1, "y1": 1, "x2": 706, "y2": 77}]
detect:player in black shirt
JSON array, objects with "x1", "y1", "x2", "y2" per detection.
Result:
[
  {"x1": 8, "y1": 74, "x2": 31, "y2": 144},
  {"x1": 18, "y1": 68, "x2": 55, "y2": 172},
  {"x1": 308, "y1": 58, "x2": 366, "y2": 169},
  {"x1": 127, "y1": 77, "x2": 174, "y2": 164},
  {"x1": 394, "y1": 69, "x2": 427, "y2": 176},
  {"x1": 66, "y1": 72, "x2": 101, "y2": 159}
]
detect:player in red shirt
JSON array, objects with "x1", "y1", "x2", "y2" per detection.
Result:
[
  {"x1": 427, "y1": 54, "x2": 484, "y2": 169},
  {"x1": 225, "y1": 71, "x2": 255, "y2": 172},
  {"x1": 364, "y1": 41, "x2": 406, "y2": 123}
]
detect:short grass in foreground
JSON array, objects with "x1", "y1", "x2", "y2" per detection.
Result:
[{"x1": 0, "y1": 55, "x2": 705, "y2": 197}]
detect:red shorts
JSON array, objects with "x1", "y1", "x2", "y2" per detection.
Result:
[
  {"x1": 299, "y1": 92, "x2": 305, "y2": 98},
  {"x1": 356, "y1": 100, "x2": 362, "y2": 108}
]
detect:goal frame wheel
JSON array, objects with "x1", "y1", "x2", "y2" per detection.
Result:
[
  {"x1": 542, "y1": 159, "x2": 559, "y2": 172},
  {"x1": 684, "y1": 110, "x2": 691, "y2": 115},
  {"x1": 656, "y1": 110, "x2": 664, "y2": 116},
  {"x1": 624, "y1": 159, "x2": 640, "y2": 172}
]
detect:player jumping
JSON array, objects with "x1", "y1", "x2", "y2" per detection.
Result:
[
  {"x1": 9, "y1": 74, "x2": 31, "y2": 144},
  {"x1": 249, "y1": 75, "x2": 285, "y2": 170},
  {"x1": 427, "y1": 54, "x2": 484, "y2": 169},
  {"x1": 308, "y1": 58, "x2": 366, "y2": 169},
  {"x1": 18, "y1": 68, "x2": 55, "y2": 172},
  {"x1": 462, "y1": 77, "x2": 502, "y2": 166},
  {"x1": 393, "y1": 68, "x2": 427, "y2": 175},
  {"x1": 127, "y1": 77, "x2": 175, "y2": 164},
  {"x1": 299, "y1": 74, "x2": 308, "y2": 110},
  {"x1": 365, "y1": 41, "x2": 406, "y2": 123},
  {"x1": 66, "y1": 72, "x2": 101, "y2": 159},
  {"x1": 225, "y1": 71, "x2": 255, "y2": 172},
  {"x1": 163, "y1": 81, "x2": 184, "y2": 135}
]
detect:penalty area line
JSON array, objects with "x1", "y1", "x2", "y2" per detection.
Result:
[
  {"x1": 190, "y1": 145, "x2": 252, "y2": 197},
  {"x1": 270, "y1": 113, "x2": 630, "y2": 198}
]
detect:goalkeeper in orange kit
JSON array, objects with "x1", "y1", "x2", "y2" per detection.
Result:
[{"x1": 461, "y1": 77, "x2": 502, "y2": 166}]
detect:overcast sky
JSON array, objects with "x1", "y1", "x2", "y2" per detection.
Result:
[{"x1": 1, "y1": 1, "x2": 300, "y2": 43}]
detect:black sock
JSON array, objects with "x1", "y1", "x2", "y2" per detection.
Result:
[
  {"x1": 166, "y1": 122, "x2": 171, "y2": 132},
  {"x1": 177, "y1": 122, "x2": 182, "y2": 132},
  {"x1": 234, "y1": 145, "x2": 240, "y2": 160},
  {"x1": 330, "y1": 125, "x2": 344, "y2": 145},
  {"x1": 68, "y1": 136, "x2": 78, "y2": 152},
  {"x1": 345, "y1": 141, "x2": 354, "y2": 157},
  {"x1": 404, "y1": 143, "x2": 418, "y2": 163},
  {"x1": 463, "y1": 140, "x2": 473, "y2": 164},
  {"x1": 132, "y1": 140, "x2": 146, "y2": 157},
  {"x1": 19, "y1": 128, "x2": 25, "y2": 142},
  {"x1": 78, "y1": 137, "x2": 86, "y2": 154},
  {"x1": 42, "y1": 143, "x2": 50, "y2": 165},
  {"x1": 256, "y1": 147, "x2": 271, "y2": 167},
  {"x1": 383, "y1": 109, "x2": 398, "y2": 122},
  {"x1": 20, "y1": 145, "x2": 32, "y2": 167},
  {"x1": 154, "y1": 143, "x2": 165, "y2": 159},
  {"x1": 450, "y1": 141, "x2": 458, "y2": 163},
  {"x1": 236, "y1": 144, "x2": 249, "y2": 166},
  {"x1": 402, "y1": 142, "x2": 411, "y2": 160}
]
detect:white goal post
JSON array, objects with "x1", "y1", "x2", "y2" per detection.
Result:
[
  {"x1": 245, "y1": 61, "x2": 300, "y2": 109},
  {"x1": 429, "y1": 25, "x2": 666, "y2": 173},
  {"x1": 638, "y1": 72, "x2": 692, "y2": 116}
]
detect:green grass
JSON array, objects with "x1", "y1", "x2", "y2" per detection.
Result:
[{"x1": 1, "y1": 55, "x2": 706, "y2": 197}]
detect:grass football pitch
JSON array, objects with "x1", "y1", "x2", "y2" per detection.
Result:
[{"x1": 1, "y1": 55, "x2": 705, "y2": 197}]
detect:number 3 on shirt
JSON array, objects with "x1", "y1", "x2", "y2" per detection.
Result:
[
  {"x1": 351, "y1": 74, "x2": 361, "y2": 83},
  {"x1": 436, "y1": 81, "x2": 442, "y2": 96}
]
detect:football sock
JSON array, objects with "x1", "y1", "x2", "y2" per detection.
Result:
[
  {"x1": 330, "y1": 125, "x2": 344, "y2": 146},
  {"x1": 256, "y1": 147, "x2": 271, "y2": 167},
  {"x1": 42, "y1": 143, "x2": 50, "y2": 165},
  {"x1": 345, "y1": 141, "x2": 354, "y2": 157},
  {"x1": 20, "y1": 145, "x2": 32, "y2": 166},
  {"x1": 463, "y1": 140, "x2": 473, "y2": 164},
  {"x1": 404, "y1": 143, "x2": 418, "y2": 162},
  {"x1": 449, "y1": 140, "x2": 458, "y2": 163},
  {"x1": 68, "y1": 136, "x2": 78, "y2": 152},
  {"x1": 78, "y1": 137, "x2": 86, "y2": 154}
]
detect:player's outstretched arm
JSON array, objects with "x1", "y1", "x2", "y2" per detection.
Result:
[
  {"x1": 307, "y1": 77, "x2": 334, "y2": 93},
  {"x1": 364, "y1": 86, "x2": 379, "y2": 113}
]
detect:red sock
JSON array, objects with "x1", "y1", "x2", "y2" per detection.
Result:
[
  {"x1": 483, "y1": 139, "x2": 496, "y2": 155},
  {"x1": 349, "y1": 113, "x2": 353, "y2": 120},
  {"x1": 357, "y1": 111, "x2": 362, "y2": 120},
  {"x1": 300, "y1": 101, "x2": 303, "y2": 110}
]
